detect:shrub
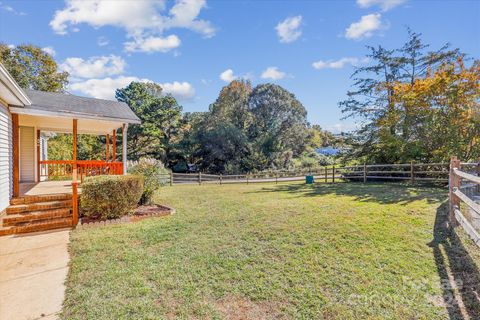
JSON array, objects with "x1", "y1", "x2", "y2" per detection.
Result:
[
  {"x1": 128, "y1": 158, "x2": 170, "y2": 204},
  {"x1": 80, "y1": 175, "x2": 144, "y2": 220}
]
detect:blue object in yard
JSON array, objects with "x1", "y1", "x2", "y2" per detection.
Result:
[{"x1": 306, "y1": 175, "x2": 314, "y2": 184}]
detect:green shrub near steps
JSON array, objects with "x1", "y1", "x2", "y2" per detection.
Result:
[
  {"x1": 80, "y1": 175, "x2": 144, "y2": 220},
  {"x1": 128, "y1": 158, "x2": 169, "y2": 204}
]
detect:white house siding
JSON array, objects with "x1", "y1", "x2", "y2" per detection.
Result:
[
  {"x1": 0, "y1": 102, "x2": 12, "y2": 212},
  {"x1": 19, "y1": 126, "x2": 35, "y2": 182}
]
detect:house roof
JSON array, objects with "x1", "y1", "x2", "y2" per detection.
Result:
[
  {"x1": 0, "y1": 63, "x2": 31, "y2": 106},
  {"x1": 11, "y1": 89, "x2": 140, "y2": 124}
]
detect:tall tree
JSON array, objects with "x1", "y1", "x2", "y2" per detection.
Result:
[
  {"x1": 248, "y1": 83, "x2": 309, "y2": 169},
  {"x1": 192, "y1": 81, "x2": 253, "y2": 173},
  {"x1": 339, "y1": 30, "x2": 461, "y2": 163},
  {"x1": 392, "y1": 57, "x2": 480, "y2": 161},
  {"x1": 0, "y1": 44, "x2": 68, "y2": 92},
  {"x1": 115, "y1": 82, "x2": 183, "y2": 164},
  {"x1": 209, "y1": 80, "x2": 253, "y2": 130}
]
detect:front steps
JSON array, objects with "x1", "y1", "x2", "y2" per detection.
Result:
[{"x1": 0, "y1": 194, "x2": 73, "y2": 236}]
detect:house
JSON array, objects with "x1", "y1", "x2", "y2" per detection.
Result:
[{"x1": 0, "y1": 63, "x2": 140, "y2": 235}]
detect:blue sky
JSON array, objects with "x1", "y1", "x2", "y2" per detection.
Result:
[{"x1": 1, "y1": 0, "x2": 479, "y2": 132}]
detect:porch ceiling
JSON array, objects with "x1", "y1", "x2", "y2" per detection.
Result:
[{"x1": 18, "y1": 114, "x2": 124, "y2": 135}]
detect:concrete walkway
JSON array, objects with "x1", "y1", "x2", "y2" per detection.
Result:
[{"x1": 0, "y1": 229, "x2": 70, "y2": 320}]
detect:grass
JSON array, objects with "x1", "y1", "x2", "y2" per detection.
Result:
[{"x1": 62, "y1": 182, "x2": 480, "y2": 319}]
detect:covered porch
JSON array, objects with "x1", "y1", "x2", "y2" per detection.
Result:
[
  {"x1": 0, "y1": 68, "x2": 141, "y2": 235},
  {"x1": 19, "y1": 180, "x2": 80, "y2": 196},
  {"x1": 12, "y1": 113, "x2": 129, "y2": 197}
]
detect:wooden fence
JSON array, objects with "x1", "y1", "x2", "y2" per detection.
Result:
[
  {"x1": 448, "y1": 156, "x2": 480, "y2": 247},
  {"x1": 166, "y1": 162, "x2": 451, "y2": 185}
]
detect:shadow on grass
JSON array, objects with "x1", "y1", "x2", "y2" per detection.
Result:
[
  {"x1": 251, "y1": 181, "x2": 446, "y2": 205},
  {"x1": 429, "y1": 202, "x2": 480, "y2": 319}
]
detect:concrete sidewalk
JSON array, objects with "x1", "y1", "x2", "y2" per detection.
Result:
[{"x1": 0, "y1": 229, "x2": 70, "y2": 320}]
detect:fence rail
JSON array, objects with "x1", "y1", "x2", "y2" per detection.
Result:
[
  {"x1": 449, "y1": 156, "x2": 480, "y2": 248},
  {"x1": 168, "y1": 162, "x2": 452, "y2": 185}
]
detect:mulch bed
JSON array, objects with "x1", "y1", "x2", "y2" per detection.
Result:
[{"x1": 78, "y1": 204, "x2": 175, "y2": 228}]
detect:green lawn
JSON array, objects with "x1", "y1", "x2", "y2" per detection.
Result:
[{"x1": 62, "y1": 182, "x2": 480, "y2": 319}]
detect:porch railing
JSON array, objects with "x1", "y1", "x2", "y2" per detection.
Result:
[{"x1": 39, "y1": 160, "x2": 123, "y2": 181}]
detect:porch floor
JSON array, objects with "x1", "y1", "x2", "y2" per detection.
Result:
[{"x1": 19, "y1": 181, "x2": 81, "y2": 197}]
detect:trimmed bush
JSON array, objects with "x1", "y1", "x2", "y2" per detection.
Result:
[
  {"x1": 128, "y1": 158, "x2": 169, "y2": 204},
  {"x1": 80, "y1": 175, "x2": 144, "y2": 220}
]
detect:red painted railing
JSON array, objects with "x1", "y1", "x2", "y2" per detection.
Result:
[{"x1": 39, "y1": 160, "x2": 123, "y2": 181}]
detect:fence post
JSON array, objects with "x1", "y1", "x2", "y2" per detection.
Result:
[
  {"x1": 410, "y1": 161, "x2": 415, "y2": 184},
  {"x1": 332, "y1": 166, "x2": 335, "y2": 184},
  {"x1": 220, "y1": 174, "x2": 222, "y2": 185},
  {"x1": 363, "y1": 163, "x2": 367, "y2": 183},
  {"x1": 325, "y1": 167, "x2": 327, "y2": 183},
  {"x1": 198, "y1": 172, "x2": 202, "y2": 185},
  {"x1": 275, "y1": 172, "x2": 278, "y2": 184},
  {"x1": 477, "y1": 158, "x2": 480, "y2": 193},
  {"x1": 247, "y1": 174, "x2": 249, "y2": 185},
  {"x1": 449, "y1": 156, "x2": 461, "y2": 226},
  {"x1": 169, "y1": 172, "x2": 173, "y2": 186}
]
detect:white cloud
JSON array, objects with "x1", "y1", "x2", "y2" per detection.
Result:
[
  {"x1": 312, "y1": 57, "x2": 368, "y2": 70},
  {"x1": 345, "y1": 13, "x2": 384, "y2": 40},
  {"x1": 97, "y1": 36, "x2": 109, "y2": 46},
  {"x1": 69, "y1": 76, "x2": 147, "y2": 100},
  {"x1": 261, "y1": 67, "x2": 286, "y2": 80},
  {"x1": 1, "y1": 3, "x2": 26, "y2": 15},
  {"x1": 275, "y1": 16, "x2": 302, "y2": 43},
  {"x1": 60, "y1": 55, "x2": 126, "y2": 78},
  {"x1": 50, "y1": 0, "x2": 214, "y2": 53},
  {"x1": 160, "y1": 81, "x2": 195, "y2": 100},
  {"x1": 219, "y1": 69, "x2": 252, "y2": 83},
  {"x1": 124, "y1": 35, "x2": 181, "y2": 53},
  {"x1": 41, "y1": 46, "x2": 56, "y2": 56},
  {"x1": 69, "y1": 76, "x2": 195, "y2": 101},
  {"x1": 220, "y1": 69, "x2": 236, "y2": 82},
  {"x1": 357, "y1": 0, "x2": 407, "y2": 11}
]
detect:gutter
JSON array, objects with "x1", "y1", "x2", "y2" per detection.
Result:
[{"x1": 9, "y1": 106, "x2": 141, "y2": 124}]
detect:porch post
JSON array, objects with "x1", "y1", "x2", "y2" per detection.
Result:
[
  {"x1": 36, "y1": 130, "x2": 40, "y2": 182},
  {"x1": 72, "y1": 119, "x2": 79, "y2": 226},
  {"x1": 12, "y1": 113, "x2": 19, "y2": 197},
  {"x1": 106, "y1": 133, "x2": 110, "y2": 161},
  {"x1": 72, "y1": 119, "x2": 78, "y2": 181},
  {"x1": 122, "y1": 123, "x2": 128, "y2": 174},
  {"x1": 112, "y1": 129, "x2": 116, "y2": 161}
]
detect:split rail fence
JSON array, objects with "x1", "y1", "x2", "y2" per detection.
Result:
[
  {"x1": 165, "y1": 162, "x2": 450, "y2": 185},
  {"x1": 448, "y1": 157, "x2": 480, "y2": 247}
]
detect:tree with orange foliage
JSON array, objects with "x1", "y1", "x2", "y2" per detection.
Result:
[
  {"x1": 339, "y1": 29, "x2": 479, "y2": 163},
  {"x1": 392, "y1": 57, "x2": 480, "y2": 161}
]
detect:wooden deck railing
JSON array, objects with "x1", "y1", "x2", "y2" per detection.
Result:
[
  {"x1": 40, "y1": 160, "x2": 123, "y2": 181},
  {"x1": 449, "y1": 156, "x2": 480, "y2": 247}
]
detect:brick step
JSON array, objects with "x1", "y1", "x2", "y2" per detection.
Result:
[
  {"x1": 6, "y1": 200, "x2": 72, "y2": 215},
  {"x1": 10, "y1": 193, "x2": 72, "y2": 205},
  {"x1": 0, "y1": 226, "x2": 15, "y2": 236},
  {"x1": 12, "y1": 217, "x2": 73, "y2": 234},
  {"x1": 2, "y1": 208, "x2": 72, "y2": 227}
]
